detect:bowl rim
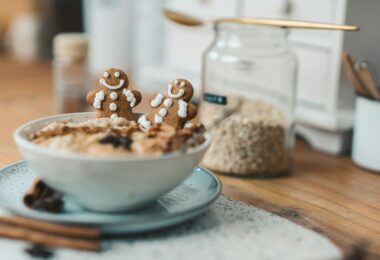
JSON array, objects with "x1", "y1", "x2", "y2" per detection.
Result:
[{"x1": 13, "y1": 112, "x2": 211, "y2": 162}]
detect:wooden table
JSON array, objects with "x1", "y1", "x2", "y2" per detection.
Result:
[{"x1": 0, "y1": 59, "x2": 379, "y2": 259}]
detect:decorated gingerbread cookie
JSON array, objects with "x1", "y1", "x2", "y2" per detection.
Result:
[
  {"x1": 138, "y1": 79, "x2": 197, "y2": 130},
  {"x1": 87, "y1": 68, "x2": 142, "y2": 121}
]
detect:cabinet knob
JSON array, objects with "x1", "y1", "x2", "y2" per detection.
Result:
[
  {"x1": 199, "y1": 0, "x2": 212, "y2": 4},
  {"x1": 281, "y1": 0, "x2": 293, "y2": 16}
]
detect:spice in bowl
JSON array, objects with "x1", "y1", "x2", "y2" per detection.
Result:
[{"x1": 31, "y1": 117, "x2": 206, "y2": 156}]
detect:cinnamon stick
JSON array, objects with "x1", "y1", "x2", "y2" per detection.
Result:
[
  {"x1": 0, "y1": 215, "x2": 100, "y2": 239},
  {"x1": 0, "y1": 223, "x2": 101, "y2": 251},
  {"x1": 15, "y1": 179, "x2": 102, "y2": 251}
]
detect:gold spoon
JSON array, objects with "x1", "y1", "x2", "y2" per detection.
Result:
[{"x1": 164, "y1": 9, "x2": 359, "y2": 31}]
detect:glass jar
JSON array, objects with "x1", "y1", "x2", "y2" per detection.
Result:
[
  {"x1": 53, "y1": 33, "x2": 89, "y2": 114},
  {"x1": 200, "y1": 23, "x2": 298, "y2": 178}
]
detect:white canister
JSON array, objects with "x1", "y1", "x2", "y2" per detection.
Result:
[{"x1": 352, "y1": 96, "x2": 380, "y2": 172}]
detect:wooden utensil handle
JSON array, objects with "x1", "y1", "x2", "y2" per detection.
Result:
[
  {"x1": 355, "y1": 62, "x2": 380, "y2": 99},
  {"x1": 341, "y1": 52, "x2": 368, "y2": 96},
  {"x1": 218, "y1": 18, "x2": 359, "y2": 31}
]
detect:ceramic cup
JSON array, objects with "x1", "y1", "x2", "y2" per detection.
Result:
[
  {"x1": 352, "y1": 96, "x2": 380, "y2": 172},
  {"x1": 13, "y1": 112, "x2": 211, "y2": 212}
]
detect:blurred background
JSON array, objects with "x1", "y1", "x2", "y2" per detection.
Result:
[{"x1": 0, "y1": 0, "x2": 379, "y2": 155}]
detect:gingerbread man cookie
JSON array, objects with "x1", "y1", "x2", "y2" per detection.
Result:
[
  {"x1": 87, "y1": 68, "x2": 142, "y2": 121},
  {"x1": 138, "y1": 79, "x2": 197, "y2": 130}
]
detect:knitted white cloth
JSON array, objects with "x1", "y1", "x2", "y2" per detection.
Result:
[{"x1": 0, "y1": 195, "x2": 341, "y2": 260}]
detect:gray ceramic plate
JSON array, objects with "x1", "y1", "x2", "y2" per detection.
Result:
[{"x1": 0, "y1": 161, "x2": 221, "y2": 235}]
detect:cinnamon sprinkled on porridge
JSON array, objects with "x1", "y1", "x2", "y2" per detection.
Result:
[{"x1": 31, "y1": 118, "x2": 206, "y2": 156}]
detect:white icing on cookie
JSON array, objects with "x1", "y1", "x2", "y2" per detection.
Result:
[
  {"x1": 178, "y1": 100, "x2": 188, "y2": 118},
  {"x1": 123, "y1": 89, "x2": 136, "y2": 107},
  {"x1": 151, "y1": 93, "x2": 164, "y2": 108},
  {"x1": 152, "y1": 99, "x2": 170, "y2": 124},
  {"x1": 180, "y1": 81, "x2": 186, "y2": 87},
  {"x1": 158, "y1": 108, "x2": 167, "y2": 117},
  {"x1": 184, "y1": 122, "x2": 193, "y2": 128},
  {"x1": 103, "y1": 72, "x2": 109, "y2": 78},
  {"x1": 109, "y1": 103, "x2": 117, "y2": 111},
  {"x1": 154, "y1": 114, "x2": 163, "y2": 124},
  {"x1": 114, "y1": 71, "x2": 120, "y2": 78},
  {"x1": 93, "y1": 91, "x2": 105, "y2": 109},
  {"x1": 174, "y1": 80, "x2": 179, "y2": 84},
  {"x1": 111, "y1": 113, "x2": 118, "y2": 119},
  {"x1": 168, "y1": 84, "x2": 184, "y2": 99},
  {"x1": 110, "y1": 92, "x2": 118, "y2": 100},
  {"x1": 99, "y1": 78, "x2": 125, "y2": 90},
  {"x1": 138, "y1": 114, "x2": 151, "y2": 130},
  {"x1": 163, "y1": 98, "x2": 173, "y2": 108}
]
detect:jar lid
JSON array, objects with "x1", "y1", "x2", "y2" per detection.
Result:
[{"x1": 53, "y1": 33, "x2": 88, "y2": 58}]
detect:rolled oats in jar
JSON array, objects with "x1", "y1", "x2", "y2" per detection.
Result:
[{"x1": 200, "y1": 23, "x2": 297, "y2": 177}]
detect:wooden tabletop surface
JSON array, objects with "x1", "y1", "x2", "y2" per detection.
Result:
[{"x1": 0, "y1": 59, "x2": 379, "y2": 259}]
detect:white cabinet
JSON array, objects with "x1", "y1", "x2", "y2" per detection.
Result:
[
  {"x1": 163, "y1": 0, "x2": 239, "y2": 87},
  {"x1": 243, "y1": 0, "x2": 335, "y2": 22},
  {"x1": 140, "y1": 0, "x2": 377, "y2": 154},
  {"x1": 293, "y1": 47, "x2": 331, "y2": 109},
  {"x1": 165, "y1": 0, "x2": 238, "y2": 17},
  {"x1": 244, "y1": 0, "x2": 337, "y2": 40},
  {"x1": 136, "y1": 0, "x2": 240, "y2": 94}
]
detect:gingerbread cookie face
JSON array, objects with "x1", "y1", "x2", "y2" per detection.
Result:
[
  {"x1": 167, "y1": 79, "x2": 193, "y2": 101},
  {"x1": 99, "y1": 68, "x2": 129, "y2": 90},
  {"x1": 87, "y1": 67, "x2": 141, "y2": 121},
  {"x1": 139, "y1": 78, "x2": 197, "y2": 130}
]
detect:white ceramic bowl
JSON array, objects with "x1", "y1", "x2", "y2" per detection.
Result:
[{"x1": 13, "y1": 112, "x2": 210, "y2": 212}]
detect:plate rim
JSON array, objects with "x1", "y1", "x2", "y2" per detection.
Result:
[{"x1": 0, "y1": 160, "x2": 222, "y2": 226}]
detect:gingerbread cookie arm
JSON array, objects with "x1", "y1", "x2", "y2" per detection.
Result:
[
  {"x1": 186, "y1": 103, "x2": 198, "y2": 121},
  {"x1": 132, "y1": 90, "x2": 142, "y2": 107},
  {"x1": 149, "y1": 92, "x2": 165, "y2": 108},
  {"x1": 86, "y1": 90, "x2": 97, "y2": 106}
]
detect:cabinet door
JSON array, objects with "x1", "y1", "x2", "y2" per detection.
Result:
[
  {"x1": 242, "y1": 0, "x2": 337, "y2": 22},
  {"x1": 164, "y1": 25, "x2": 213, "y2": 73},
  {"x1": 242, "y1": 0, "x2": 339, "y2": 43},
  {"x1": 287, "y1": 0, "x2": 337, "y2": 23},
  {"x1": 288, "y1": 0, "x2": 339, "y2": 41},
  {"x1": 241, "y1": 0, "x2": 286, "y2": 19},
  {"x1": 166, "y1": 0, "x2": 238, "y2": 17},
  {"x1": 164, "y1": 0, "x2": 239, "y2": 73},
  {"x1": 293, "y1": 46, "x2": 331, "y2": 109}
]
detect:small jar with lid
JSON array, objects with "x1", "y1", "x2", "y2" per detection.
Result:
[
  {"x1": 53, "y1": 33, "x2": 89, "y2": 114},
  {"x1": 200, "y1": 23, "x2": 298, "y2": 178}
]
